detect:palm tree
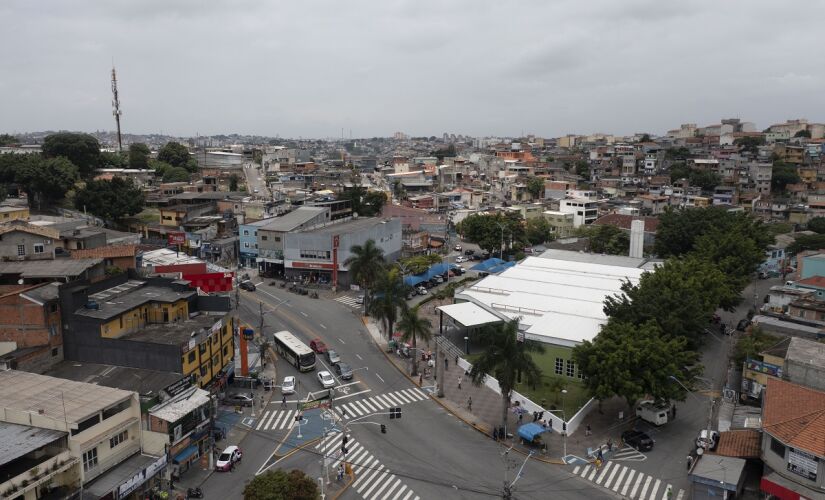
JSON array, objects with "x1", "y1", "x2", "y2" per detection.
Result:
[
  {"x1": 369, "y1": 268, "x2": 410, "y2": 341},
  {"x1": 344, "y1": 239, "x2": 385, "y2": 313},
  {"x1": 397, "y1": 305, "x2": 432, "y2": 376},
  {"x1": 468, "y1": 319, "x2": 544, "y2": 430}
]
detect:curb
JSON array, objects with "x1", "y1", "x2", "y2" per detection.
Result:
[
  {"x1": 330, "y1": 472, "x2": 355, "y2": 500},
  {"x1": 361, "y1": 317, "x2": 566, "y2": 466}
]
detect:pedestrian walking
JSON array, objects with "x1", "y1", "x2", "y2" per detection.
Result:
[
  {"x1": 457, "y1": 376, "x2": 462, "y2": 389},
  {"x1": 597, "y1": 448, "x2": 604, "y2": 462},
  {"x1": 281, "y1": 394, "x2": 287, "y2": 408},
  {"x1": 585, "y1": 423, "x2": 592, "y2": 436},
  {"x1": 445, "y1": 357, "x2": 449, "y2": 370},
  {"x1": 518, "y1": 412, "x2": 523, "y2": 424},
  {"x1": 671, "y1": 405, "x2": 677, "y2": 420},
  {"x1": 532, "y1": 411, "x2": 538, "y2": 422},
  {"x1": 455, "y1": 355, "x2": 458, "y2": 365},
  {"x1": 607, "y1": 438, "x2": 613, "y2": 452},
  {"x1": 419, "y1": 373, "x2": 423, "y2": 385},
  {"x1": 499, "y1": 426, "x2": 505, "y2": 440},
  {"x1": 493, "y1": 427, "x2": 498, "y2": 441},
  {"x1": 467, "y1": 396, "x2": 472, "y2": 411}
]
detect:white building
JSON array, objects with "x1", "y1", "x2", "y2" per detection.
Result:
[
  {"x1": 559, "y1": 198, "x2": 599, "y2": 227},
  {"x1": 0, "y1": 370, "x2": 142, "y2": 485}
]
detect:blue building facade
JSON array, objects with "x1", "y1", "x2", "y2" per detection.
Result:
[{"x1": 239, "y1": 219, "x2": 270, "y2": 268}]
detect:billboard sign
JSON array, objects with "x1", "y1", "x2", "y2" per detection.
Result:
[{"x1": 168, "y1": 232, "x2": 186, "y2": 245}]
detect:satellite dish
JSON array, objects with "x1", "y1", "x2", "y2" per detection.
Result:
[{"x1": 17, "y1": 279, "x2": 24, "y2": 285}]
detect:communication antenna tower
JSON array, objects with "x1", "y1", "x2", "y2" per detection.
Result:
[{"x1": 111, "y1": 66, "x2": 123, "y2": 152}]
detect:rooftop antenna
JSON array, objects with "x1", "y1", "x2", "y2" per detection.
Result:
[{"x1": 111, "y1": 64, "x2": 123, "y2": 152}]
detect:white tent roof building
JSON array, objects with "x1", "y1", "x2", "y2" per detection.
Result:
[{"x1": 451, "y1": 251, "x2": 657, "y2": 347}]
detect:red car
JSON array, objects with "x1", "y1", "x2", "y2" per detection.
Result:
[{"x1": 310, "y1": 338, "x2": 328, "y2": 354}]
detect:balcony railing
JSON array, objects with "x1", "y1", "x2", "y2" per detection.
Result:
[{"x1": 0, "y1": 450, "x2": 79, "y2": 499}]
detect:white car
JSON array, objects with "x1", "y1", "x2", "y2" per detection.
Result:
[
  {"x1": 455, "y1": 244, "x2": 462, "y2": 251},
  {"x1": 317, "y1": 370, "x2": 335, "y2": 388},
  {"x1": 281, "y1": 376, "x2": 295, "y2": 395},
  {"x1": 215, "y1": 445, "x2": 242, "y2": 472},
  {"x1": 455, "y1": 256, "x2": 466, "y2": 263}
]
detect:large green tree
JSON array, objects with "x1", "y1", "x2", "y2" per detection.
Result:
[
  {"x1": 788, "y1": 233, "x2": 825, "y2": 255},
  {"x1": 693, "y1": 229, "x2": 765, "y2": 292},
  {"x1": 733, "y1": 136, "x2": 764, "y2": 156},
  {"x1": 575, "y1": 160, "x2": 590, "y2": 178},
  {"x1": 369, "y1": 268, "x2": 410, "y2": 341},
  {"x1": 157, "y1": 141, "x2": 195, "y2": 171},
  {"x1": 0, "y1": 134, "x2": 19, "y2": 146},
  {"x1": 456, "y1": 213, "x2": 525, "y2": 256},
  {"x1": 807, "y1": 217, "x2": 825, "y2": 234},
  {"x1": 573, "y1": 320, "x2": 700, "y2": 413},
  {"x1": 397, "y1": 305, "x2": 432, "y2": 376},
  {"x1": 100, "y1": 151, "x2": 127, "y2": 168},
  {"x1": 338, "y1": 187, "x2": 386, "y2": 216},
  {"x1": 344, "y1": 239, "x2": 386, "y2": 312},
  {"x1": 468, "y1": 319, "x2": 544, "y2": 430},
  {"x1": 74, "y1": 177, "x2": 144, "y2": 221},
  {"x1": 771, "y1": 162, "x2": 800, "y2": 192},
  {"x1": 526, "y1": 177, "x2": 545, "y2": 199},
  {"x1": 128, "y1": 143, "x2": 150, "y2": 169},
  {"x1": 243, "y1": 469, "x2": 318, "y2": 500},
  {"x1": 580, "y1": 224, "x2": 629, "y2": 255},
  {"x1": 229, "y1": 174, "x2": 240, "y2": 192},
  {"x1": 15, "y1": 155, "x2": 79, "y2": 207},
  {"x1": 42, "y1": 132, "x2": 101, "y2": 178},
  {"x1": 163, "y1": 166, "x2": 191, "y2": 183},
  {"x1": 525, "y1": 217, "x2": 552, "y2": 245},
  {"x1": 654, "y1": 206, "x2": 770, "y2": 259},
  {"x1": 604, "y1": 257, "x2": 739, "y2": 347}
]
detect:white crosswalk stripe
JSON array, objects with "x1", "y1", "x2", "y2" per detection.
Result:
[
  {"x1": 572, "y1": 461, "x2": 684, "y2": 500},
  {"x1": 317, "y1": 432, "x2": 421, "y2": 500},
  {"x1": 254, "y1": 409, "x2": 306, "y2": 431},
  {"x1": 335, "y1": 295, "x2": 361, "y2": 308},
  {"x1": 336, "y1": 389, "x2": 429, "y2": 419}
]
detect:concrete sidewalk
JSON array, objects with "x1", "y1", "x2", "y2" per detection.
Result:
[{"x1": 362, "y1": 317, "x2": 629, "y2": 464}]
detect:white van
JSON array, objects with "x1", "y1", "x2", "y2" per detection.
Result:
[{"x1": 635, "y1": 400, "x2": 670, "y2": 426}]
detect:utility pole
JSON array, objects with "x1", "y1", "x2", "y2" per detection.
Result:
[{"x1": 110, "y1": 66, "x2": 123, "y2": 153}]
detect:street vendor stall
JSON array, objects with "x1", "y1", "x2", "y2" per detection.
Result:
[{"x1": 517, "y1": 422, "x2": 548, "y2": 446}]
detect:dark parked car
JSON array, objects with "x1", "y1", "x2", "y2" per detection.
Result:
[
  {"x1": 239, "y1": 281, "x2": 256, "y2": 291},
  {"x1": 335, "y1": 362, "x2": 353, "y2": 380},
  {"x1": 464, "y1": 249, "x2": 475, "y2": 256},
  {"x1": 736, "y1": 318, "x2": 750, "y2": 332},
  {"x1": 621, "y1": 429, "x2": 654, "y2": 451},
  {"x1": 224, "y1": 393, "x2": 254, "y2": 407}
]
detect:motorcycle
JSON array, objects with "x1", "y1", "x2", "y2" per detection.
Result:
[{"x1": 187, "y1": 487, "x2": 203, "y2": 499}]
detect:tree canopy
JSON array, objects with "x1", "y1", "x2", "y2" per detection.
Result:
[
  {"x1": 74, "y1": 177, "x2": 144, "y2": 221},
  {"x1": 163, "y1": 166, "x2": 191, "y2": 183},
  {"x1": 603, "y1": 257, "x2": 739, "y2": 348},
  {"x1": 100, "y1": 151, "x2": 127, "y2": 168},
  {"x1": 243, "y1": 469, "x2": 318, "y2": 500},
  {"x1": 128, "y1": 143, "x2": 150, "y2": 169},
  {"x1": 42, "y1": 132, "x2": 101, "y2": 178},
  {"x1": 771, "y1": 162, "x2": 800, "y2": 192},
  {"x1": 788, "y1": 233, "x2": 825, "y2": 255},
  {"x1": 579, "y1": 224, "x2": 629, "y2": 255},
  {"x1": 807, "y1": 217, "x2": 825, "y2": 234},
  {"x1": 638, "y1": 134, "x2": 652, "y2": 142},
  {"x1": 733, "y1": 136, "x2": 764, "y2": 155},
  {"x1": 338, "y1": 187, "x2": 386, "y2": 216},
  {"x1": 229, "y1": 174, "x2": 240, "y2": 192},
  {"x1": 16, "y1": 155, "x2": 79, "y2": 206},
  {"x1": 0, "y1": 134, "x2": 20, "y2": 146},
  {"x1": 794, "y1": 129, "x2": 811, "y2": 138},
  {"x1": 573, "y1": 320, "x2": 699, "y2": 411},
  {"x1": 526, "y1": 177, "x2": 545, "y2": 199},
  {"x1": 653, "y1": 206, "x2": 770, "y2": 259},
  {"x1": 525, "y1": 217, "x2": 552, "y2": 245},
  {"x1": 575, "y1": 160, "x2": 590, "y2": 178},
  {"x1": 455, "y1": 213, "x2": 525, "y2": 255},
  {"x1": 157, "y1": 142, "x2": 195, "y2": 171}
]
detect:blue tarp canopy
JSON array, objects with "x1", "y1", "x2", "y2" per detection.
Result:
[
  {"x1": 517, "y1": 423, "x2": 548, "y2": 442},
  {"x1": 403, "y1": 262, "x2": 461, "y2": 287},
  {"x1": 487, "y1": 261, "x2": 516, "y2": 274},
  {"x1": 173, "y1": 444, "x2": 199, "y2": 464},
  {"x1": 470, "y1": 258, "x2": 506, "y2": 272}
]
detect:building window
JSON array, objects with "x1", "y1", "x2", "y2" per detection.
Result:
[
  {"x1": 274, "y1": 236, "x2": 281, "y2": 242},
  {"x1": 109, "y1": 430, "x2": 128, "y2": 448},
  {"x1": 555, "y1": 358, "x2": 563, "y2": 375},
  {"x1": 188, "y1": 351, "x2": 196, "y2": 363},
  {"x1": 34, "y1": 243, "x2": 45, "y2": 254},
  {"x1": 261, "y1": 235, "x2": 268, "y2": 241},
  {"x1": 82, "y1": 447, "x2": 98, "y2": 472},
  {"x1": 52, "y1": 347, "x2": 59, "y2": 357},
  {"x1": 243, "y1": 230, "x2": 249, "y2": 236},
  {"x1": 566, "y1": 360, "x2": 576, "y2": 378},
  {"x1": 770, "y1": 437, "x2": 786, "y2": 458},
  {"x1": 299, "y1": 250, "x2": 331, "y2": 260},
  {"x1": 244, "y1": 242, "x2": 250, "y2": 248},
  {"x1": 17, "y1": 244, "x2": 25, "y2": 256}
]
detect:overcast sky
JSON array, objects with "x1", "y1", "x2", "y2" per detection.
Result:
[{"x1": 2, "y1": 0, "x2": 824, "y2": 139}]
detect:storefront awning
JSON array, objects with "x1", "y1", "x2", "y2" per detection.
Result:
[{"x1": 173, "y1": 444, "x2": 199, "y2": 464}]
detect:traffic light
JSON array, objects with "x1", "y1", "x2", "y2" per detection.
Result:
[
  {"x1": 380, "y1": 424, "x2": 387, "y2": 434},
  {"x1": 389, "y1": 407, "x2": 401, "y2": 419}
]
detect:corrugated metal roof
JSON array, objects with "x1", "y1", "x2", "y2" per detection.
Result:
[{"x1": 0, "y1": 422, "x2": 66, "y2": 467}]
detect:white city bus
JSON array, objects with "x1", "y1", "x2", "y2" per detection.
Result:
[{"x1": 273, "y1": 330, "x2": 316, "y2": 372}]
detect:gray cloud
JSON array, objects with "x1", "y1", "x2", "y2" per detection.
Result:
[{"x1": 1, "y1": 0, "x2": 824, "y2": 138}]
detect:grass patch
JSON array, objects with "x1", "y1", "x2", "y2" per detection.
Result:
[{"x1": 465, "y1": 349, "x2": 589, "y2": 419}]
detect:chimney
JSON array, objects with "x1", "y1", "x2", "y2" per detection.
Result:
[{"x1": 629, "y1": 219, "x2": 645, "y2": 259}]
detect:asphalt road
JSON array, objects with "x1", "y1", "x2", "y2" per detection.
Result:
[
  {"x1": 242, "y1": 162, "x2": 270, "y2": 198},
  {"x1": 204, "y1": 281, "x2": 616, "y2": 499}
]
